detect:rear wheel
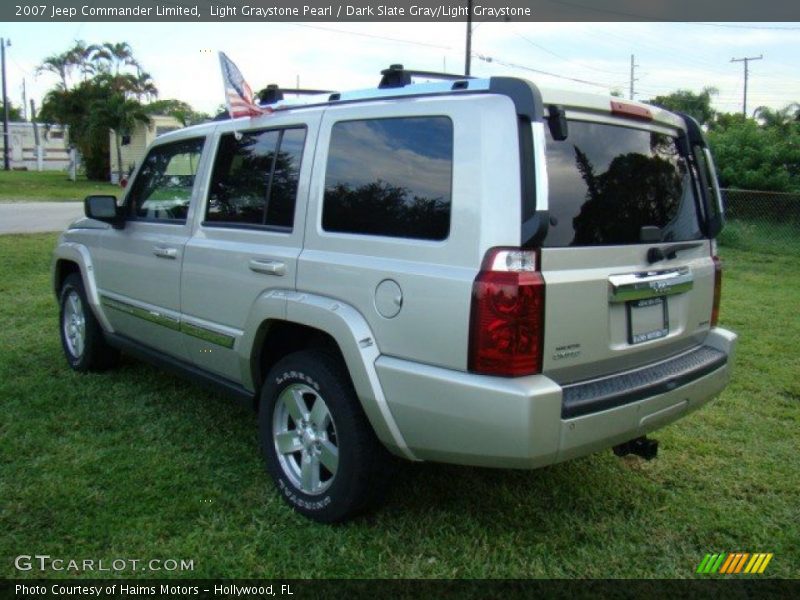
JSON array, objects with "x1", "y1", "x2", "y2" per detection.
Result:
[
  {"x1": 259, "y1": 350, "x2": 391, "y2": 523},
  {"x1": 59, "y1": 273, "x2": 119, "y2": 372}
]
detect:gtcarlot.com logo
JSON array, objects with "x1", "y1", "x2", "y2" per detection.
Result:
[
  {"x1": 14, "y1": 554, "x2": 194, "y2": 573},
  {"x1": 696, "y1": 552, "x2": 773, "y2": 575}
]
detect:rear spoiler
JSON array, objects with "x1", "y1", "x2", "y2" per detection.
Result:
[{"x1": 679, "y1": 113, "x2": 725, "y2": 239}]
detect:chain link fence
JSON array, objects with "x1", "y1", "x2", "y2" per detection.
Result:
[{"x1": 719, "y1": 189, "x2": 800, "y2": 254}]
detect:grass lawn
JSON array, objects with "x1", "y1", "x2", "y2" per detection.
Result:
[
  {"x1": 0, "y1": 233, "x2": 797, "y2": 579},
  {"x1": 0, "y1": 170, "x2": 120, "y2": 202}
]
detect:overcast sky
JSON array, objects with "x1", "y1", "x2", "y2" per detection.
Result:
[{"x1": 4, "y1": 21, "x2": 799, "y2": 118}]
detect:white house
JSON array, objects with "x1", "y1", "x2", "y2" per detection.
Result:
[
  {"x1": 0, "y1": 122, "x2": 70, "y2": 170},
  {"x1": 109, "y1": 114, "x2": 182, "y2": 183}
]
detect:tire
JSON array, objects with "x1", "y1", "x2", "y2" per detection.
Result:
[
  {"x1": 59, "y1": 273, "x2": 119, "y2": 372},
  {"x1": 259, "y1": 350, "x2": 392, "y2": 523}
]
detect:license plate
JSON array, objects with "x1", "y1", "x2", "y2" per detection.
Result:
[{"x1": 627, "y1": 296, "x2": 668, "y2": 344}]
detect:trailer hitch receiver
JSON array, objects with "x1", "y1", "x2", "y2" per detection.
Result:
[{"x1": 613, "y1": 436, "x2": 659, "y2": 460}]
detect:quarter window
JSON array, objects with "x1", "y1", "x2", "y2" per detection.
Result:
[
  {"x1": 128, "y1": 138, "x2": 205, "y2": 222},
  {"x1": 206, "y1": 127, "x2": 306, "y2": 229},
  {"x1": 322, "y1": 117, "x2": 453, "y2": 241}
]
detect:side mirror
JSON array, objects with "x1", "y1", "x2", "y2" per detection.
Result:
[{"x1": 84, "y1": 195, "x2": 124, "y2": 229}]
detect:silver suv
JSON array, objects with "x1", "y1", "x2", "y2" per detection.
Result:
[{"x1": 53, "y1": 66, "x2": 737, "y2": 523}]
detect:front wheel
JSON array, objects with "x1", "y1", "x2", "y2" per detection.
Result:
[
  {"x1": 59, "y1": 273, "x2": 119, "y2": 372},
  {"x1": 258, "y1": 350, "x2": 391, "y2": 523}
]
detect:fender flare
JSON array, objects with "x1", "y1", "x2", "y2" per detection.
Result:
[
  {"x1": 239, "y1": 290, "x2": 418, "y2": 461},
  {"x1": 52, "y1": 242, "x2": 114, "y2": 333}
]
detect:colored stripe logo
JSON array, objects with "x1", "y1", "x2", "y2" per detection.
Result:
[{"x1": 696, "y1": 552, "x2": 773, "y2": 574}]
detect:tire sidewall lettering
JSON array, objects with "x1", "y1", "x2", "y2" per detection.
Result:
[
  {"x1": 275, "y1": 370, "x2": 320, "y2": 391},
  {"x1": 277, "y1": 479, "x2": 332, "y2": 512}
]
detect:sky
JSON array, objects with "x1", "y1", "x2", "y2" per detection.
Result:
[{"x1": 3, "y1": 21, "x2": 799, "y2": 119}]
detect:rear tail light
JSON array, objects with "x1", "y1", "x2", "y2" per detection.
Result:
[
  {"x1": 711, "y1": 255, "x2": 722, "y2": 327},
  {"x1": 468, "y1": 248, "x2": 545, "y2": 377}
]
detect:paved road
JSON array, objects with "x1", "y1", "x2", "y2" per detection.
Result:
[{"x1": 0, "y1": 202, "x2": 84, "y2": 234}]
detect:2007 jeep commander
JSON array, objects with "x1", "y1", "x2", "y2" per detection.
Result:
[{"x1": 53, "y1": 66, "x2": 737, "y2": 522}]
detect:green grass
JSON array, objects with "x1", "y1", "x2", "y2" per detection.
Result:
[
  {"x1": 0, "y1": 170, "x2": 120, "y2": 202},
  {"x1": 718, "y1": 219, "x2": 800, "y2": 256},
  {"x1": 1, "y1": 234, "x2": 798, "y2": 579}
]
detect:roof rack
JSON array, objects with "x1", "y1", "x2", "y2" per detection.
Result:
[
  {"x1": 257, "y1": 84, "x2": 334, "y2": 105},
  {"x1": 212, "y1": 65, "x2": 493, "y2": 119},
  {"x1": 378, "y1": 64, "x2": 474, "y2": 89}
]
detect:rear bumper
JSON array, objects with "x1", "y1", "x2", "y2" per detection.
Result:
[{"x1": 375, "y1": 327, "x2": 737, "y2": 468}]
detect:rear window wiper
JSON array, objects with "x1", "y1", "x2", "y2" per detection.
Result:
[{"x1": 647, "y1": 242, "x2": 704, "y2": 264}]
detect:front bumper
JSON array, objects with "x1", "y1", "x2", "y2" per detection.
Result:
[{"x1": 375, "y1": 328, "x2": 737, "y2": 468}]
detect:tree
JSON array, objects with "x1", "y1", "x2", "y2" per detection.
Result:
[
  {"x1": 0, "y1": 101, "x2": 23, "y2": 121},
  {"x1": 707, "y1": 116, "x2": 800, "y2": 192},
  {"x1": 145, "y1": 99, "x2": 209, "y2": 126},
  {"x1": 37, "y1": 40, "x2": 157, "y2": 180},
  {"x1": 92, "y1": 93, "x2": 150, "y2": 183},
  {"x1": 36, "y1": 52, "x2": 72, "y2": 90},
  {"x1": 67, "y1": 40, "x2": 100, "y2": 81},
  {"x1": 647, "y1": 87, "x2": 718, "y2": 128},
  {"x1": 95, "y1": 42, "x2": 138, "y2": 75},
  {"x1": 752, "y1": 103, "x2": 800, "y2": 131}
]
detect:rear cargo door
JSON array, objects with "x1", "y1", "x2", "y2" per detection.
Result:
[{"x1": 538, "y1": 115, "x2": 716, "y2": 384}]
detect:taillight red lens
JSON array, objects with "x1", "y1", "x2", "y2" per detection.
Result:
[
  {"x1": 468, "y1": 249, "x2": 545, "y2": 377},
  {"x1": 711, "y1": 255, "x2": 722, "y2": 327}
]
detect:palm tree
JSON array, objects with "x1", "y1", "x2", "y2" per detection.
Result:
[
  {"x1": 134, "y1": 71, "x2": 158, "y2": 102},
  {"x1": 97, "y1": 42, "x2": 138, "y2": 75},
  {"x1": 67, "y1": 40, "x2": 101, "y2": 81},
  {"x1": 92, "y1": 93, "x2": 150, "y2": 183},
  {"x1": 753, "y1": 103, "x2": 800, "y2": 130},
  {"x1": 36, "y1": 52, "x2": 72, "y2": 90}
]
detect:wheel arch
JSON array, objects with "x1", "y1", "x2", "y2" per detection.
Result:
[
  {"x1": 240, "y1": 291, "x2": 417, "y2": 461},
  {"x1": 52, "y1": 243, "x2": 114, "y2": 333}
]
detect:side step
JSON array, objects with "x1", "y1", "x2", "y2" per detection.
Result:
[{"x1": 613, "y1": 436, "x2": 659, "y2": 460}]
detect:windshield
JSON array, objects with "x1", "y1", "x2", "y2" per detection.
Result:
[{"x1": 542, "y1": 120, "x2": 704, "y2": 247}]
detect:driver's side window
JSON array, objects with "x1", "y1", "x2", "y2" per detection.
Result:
[{"x1": 127, "y1": 137, "x2": 206, "y2": 222}]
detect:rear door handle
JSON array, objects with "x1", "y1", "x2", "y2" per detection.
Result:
[
  {"x1": 249, "y1": 259, "x2": 286, "y2": 276},
  {"x1": 153, "y1": 246, "x2": 178, "y2": 259},
  {"x1": 608, "y1": 267, "x2": 693, "y2": 303}
]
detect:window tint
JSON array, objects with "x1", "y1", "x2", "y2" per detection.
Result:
[
  {"x1": 543, "y1": 121, "x2": 704, "y2": 247},
  {"x1": 267, "y1": 128, "x2": 305, "y2": 228},
  {"x1": 206, "y1": 127, "x2": 306, "y2": 228},
  {"x1": 128, "y1": 138, "x2": 205, "y2": 222},
  {"x1": 322, "y1": 117, "x2": 453, "y2": 241}
]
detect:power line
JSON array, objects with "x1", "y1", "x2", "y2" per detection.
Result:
[
  {"x1": 474, "y1": 53, "x2": 616, "y2": 89},
  {"x1": 513, "y1": 30, "x2": 624, "y2": 76}
]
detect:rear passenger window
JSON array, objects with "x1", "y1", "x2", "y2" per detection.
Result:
[
  {"x1": 322, "y1": 117, "x2": 453, "y2": 241},
  {"x1": 128, "y1": 138, "x2": 205, "y2": 222},
  {"x1": 206, "y1": 127, "x2": 306, "y2": 229}
]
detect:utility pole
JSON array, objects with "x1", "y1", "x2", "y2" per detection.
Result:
[
  {"x1": 629, "y1": 54, "x2": 639, "y2": 100},
  {"x1": 2, "y1": 37, "x2": 10, "y2": 171},
  {"x1": 731, "y1": 55, "x2": 763, "y2": 117},
  {"x1": 21, "y1": 77, "x2": 26, "y2": 121}
]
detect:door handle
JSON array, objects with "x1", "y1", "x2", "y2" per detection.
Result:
[
  {"x1": 153, "y1": 246, "x2": 178, "y2": 259},
  {"x1": 608, "y1": 267, "x2": 693, "y2": 303},
  {"x1": 249, "y1": 259, "x2": 286, "y2": 276}
]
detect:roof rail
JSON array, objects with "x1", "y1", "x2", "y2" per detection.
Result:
[
  {"x1": 378, "y1": 64, "x2": 473, "y2": 89},
  {"x1": 258, "y1": 84, "x2": 335, "y2": 105}
]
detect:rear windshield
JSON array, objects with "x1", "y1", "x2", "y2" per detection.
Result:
[{"x1": 542, "y1": 120, "x2": 704, "y2": 247}]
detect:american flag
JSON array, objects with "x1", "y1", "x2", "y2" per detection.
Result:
[{"x1": 218, "y1": 51, "x2": 271, "y2": 118}]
